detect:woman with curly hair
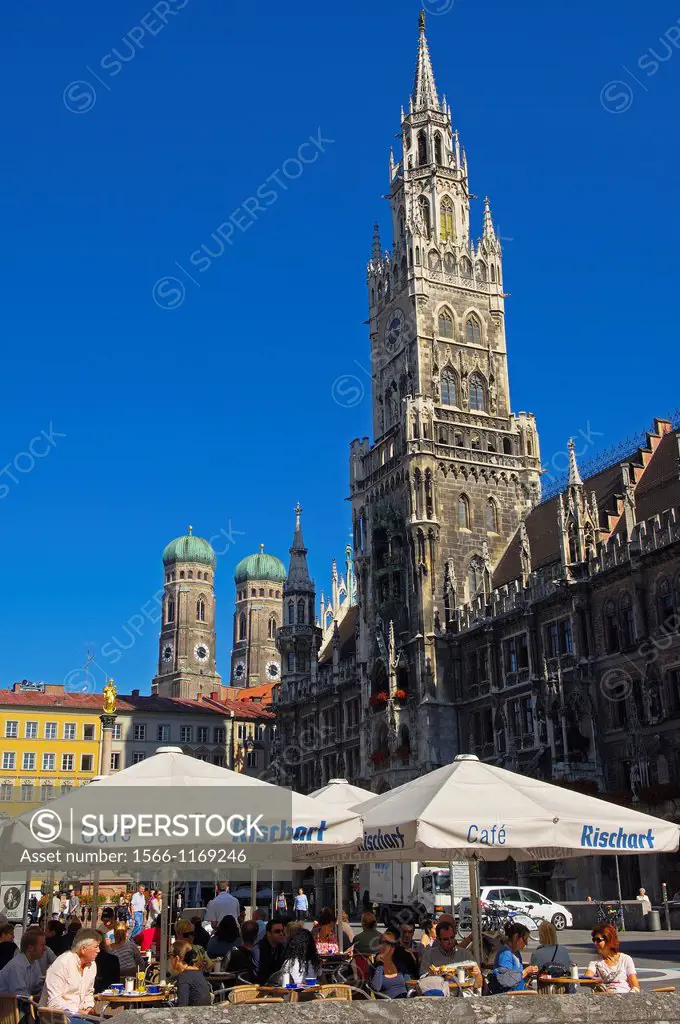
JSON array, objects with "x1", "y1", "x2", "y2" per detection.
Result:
[
  {"x1": 312, "y1": 908, "x2": 339, "y2": 955},
  {"x1": 585, "y1": 925, "x2": 639, "y2": 993},
  {"x1": 280, "y1": 926, "x2": 320, "y2": 986},
  {"x1": 170, "y1": 942, "x2": 212, "y2": 1006}
]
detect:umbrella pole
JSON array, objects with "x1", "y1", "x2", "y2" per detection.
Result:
[
  {"x1": 160, "y1": 867, "x2": 170, "y2": 982},
  {"x1": 335, "y1": 865, "x2": 343, "y2": 950},
  {"x1": 21, "y1": 869, "x2": 31, "y2": 933},
  {"x1": 468, "y1": 858, "x2": 482, "y2": 967},
  {"x1": 250, "y1": 866, "x2": 258, "y2": 920},
  {"x1": 91, "y1": 869, "x2": 99, "y2": 929},
  {"x1": 271, "y1": 868, "x2": 275, "y2": 920}
]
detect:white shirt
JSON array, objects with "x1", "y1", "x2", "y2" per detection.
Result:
[
  {"x1": 42, "y1": 950, "x2": 97, "y2": 1013},
  {"x1": 587, "y1": 952, "x2": 636, "y2": 993},
  {"x1": 51, "y1": 897, "x2": 61, "y2": 916},
  {"x1": 0, "y1": 953, "x2": 43, "y2": 997},
  {"x1": 636, "y1": 893, "x2": 652, "y2": 915},
  {"x1": 131, "y1": 892, "x2": 146, "y2": 913},
  {"x1": 205, "y1": 891, "x2": 239, "y2": 927}
]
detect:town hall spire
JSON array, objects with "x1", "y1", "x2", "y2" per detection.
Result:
[{"x1": 412, "y1": 11, "x2": 440, "y2": 112}]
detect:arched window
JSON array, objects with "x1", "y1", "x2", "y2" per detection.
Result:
[
  {"x1": 399, "y1": 207, "x2": 405, "y2": 237},
  {"x1": 465, "y1": 315, "x2": 482, "y2": 344},
  {"x1": 460, "y1": 256, "x2": 472, "y2": 278},
  {"x1": 415, "y1": 246, "x2": 420, "y2": 265},
  {"x1": 438, "y1": 308, "x2": 454, "y2": 338},
  {"x1": 428, "y1": 250, "x2": 440, "y2": 270},
  {"x1": 251, "y1": 589, "x2": 256, "y2": 597},
  {"x1": 297, "y1": 599, "x2": 305, "y2": 624},
  {"x1": 440, "y1": 198, "x2": 454, "y2": 241},
  {"x1": 166, "y1": 597, "x2": 175, "y2": 624},
  {"x1": 458, "y1": 494, "x2": 470, "y2": 529},
  {"x1": 620, "y1": 593, "x2": 635, "y2": 647},
  {"x1": 268, "y1": 616, "x2": 277, "y2": 640},
  {"x1": 417, "y1": 130, "x2": 428, "y2": 166},
  {"x1": 434, "y1": 132, "x2": 443, "y2": 165},
  {"x1": 441, "y1": 369, "x2": 457, "y2": 406},
  {"x1": 287, "y1": 601, "x2": 295, "y2": 625},
  {"x1": 488, "y1": 437, "x2": 496, "y2": 452},
  {"x1": 197, "y1": 571, "x2": 202, "y2": 579},
  {"x1": 527, "y1": 438, "x2": 533, "y2": 456},
  {"x1": 490, "y1": 264, "x2": 496, "y2": 282},
  {"x1": 476, "y1": 262, "x2": 487, "y2": 282},
  {"x1": 179, "y1": 570, "x2": 185, "y2": 579},
  {"x1": 238, "y1": 612, "x2": 247, "y2": 641},
  {"x1": 471, "y1": 432, "x2": 481, "y2": 450},
  {"x1": 444, "y1": 252, "x2": 455, "y2": 274},
  {"x1": 604, "y1": 600, "x2": 619, "y2": 654},
  {"x1": 454, "y1": 430, "x2": 464, "y2": 447},
  {"x1": 503, "y1": 437, "x2": 513, "y2": 455},
  {"x1": 485, "y1": 498, "x2": 498, "y2": 532},
  {"x1": 196, "y1": 598, "x2": 206, "y2": 622},
  {"x1": 187, "y1": 570, "x2": 193, "y2": 579},
  {"x1": 469, "y1": 374, "x2": 485, "y2": 411},
  {"x1": 418, "y1": 196, "x2": 431, "y2": 239}
]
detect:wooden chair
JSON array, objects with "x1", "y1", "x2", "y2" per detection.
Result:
[
  {"x1": 228, "y1": 987, "x2": 286, "y2": 1005},
  {"x1": 652, "y1": 986, "x2": 676, "y2": 993},
  {"x1": 0, "y1": 996, "x2": 20, "y2": 1024},
  {"x1": 504, "y1": 989, "x2": 537, "y2": 996},
  {"x1": 316, "y1": 985, "x2": 353, "y2": 1001},
  {"x1": 37, "y1": 1010, "x2": 70, "y2": 1024}
]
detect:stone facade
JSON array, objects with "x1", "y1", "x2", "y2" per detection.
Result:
[{"x1": 230, "y1": 549, "x2": 284, "y2": 687}]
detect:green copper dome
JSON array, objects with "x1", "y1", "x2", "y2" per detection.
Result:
[
  {"x1": 163, "y1": 530, "x2": 216, "y2": 568},
  {"x1": 234, "y1": 545, "x2": 286, "y2": 585}
]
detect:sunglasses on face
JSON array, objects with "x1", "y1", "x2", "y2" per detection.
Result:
[
  {"x1": 381, "y1": 939, "x2": 397, "y2": 947},
  {"x1": 593, "y1": 937, "x2": 605, "y2": 944}
]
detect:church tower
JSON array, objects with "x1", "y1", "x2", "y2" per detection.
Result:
[
  {"x1": 277, "y1": 505, "x2": 322, "y2": 710},
  {"x1": 350, "y1": 13, "x2": 542, "y2": 782},
  {"x1": 230, "y1": 546, "x2": 286, "y2": 687},
  {"x1": 152, "y1": 528, "x2": 222, "y2": 699}
]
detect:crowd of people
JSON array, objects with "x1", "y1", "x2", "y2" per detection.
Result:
[{"x1": 0, "y1": 884, "x2": 644, "y2": 1015}]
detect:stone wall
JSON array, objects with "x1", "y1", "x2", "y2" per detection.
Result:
[{"x1": 114, "y1": 993, "x2": 680, "y2": 1024}]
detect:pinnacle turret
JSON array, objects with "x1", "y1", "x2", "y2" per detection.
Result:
[
  {"x1": 412, "y1": 10, "x2": 440, "y2": 112},
  {"x1": 371, "y1": 223, "x2": 382, "y2": 262},
  {"x1": 568, "y1": 439, "x2": 583, "y2": 487},
  {"x1": 483, "y1": 197, "x2": 497, "y2": 242},
  {"x1": 284, "y1": 502, "x2": 314, "y2": 594}
]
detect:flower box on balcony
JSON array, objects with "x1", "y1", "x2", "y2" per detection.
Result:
[
  {"x1": 394, "y1": 689, "x2": 409, "y2": 704},
  {"x1": 369, "y1": 691, "x2": 389, "y2": 709}
]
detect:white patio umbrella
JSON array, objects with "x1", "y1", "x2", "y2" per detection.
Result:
[
  {"x1": 1, "y1": 748, "x2": 363, "y2": 975},
  {"x1": 304, "y1": 755, "x2": 680, "y2": 961}
]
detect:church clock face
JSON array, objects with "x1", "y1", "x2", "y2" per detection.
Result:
[
  {"x1": 233, "y1": 661, "x2": 246, "y2": 683},
  {"x1": 384, "y1": 307, "x2": 405, "y2": 353},
  {"x1": 266, "y1": 661, "x2": 280, "y2": 681},
  {"x1": 194, "y1": 642, "x2": 209, "y2": 663},
  {"x1": 162, "y1": 643, "x2": 173, "y2": 664}
]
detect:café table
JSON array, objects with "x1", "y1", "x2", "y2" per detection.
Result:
[
  {"x1": 537, "y1": 975, "x2": 602, "y2": 995},
  {"x1": 407, "y1": 978, "x2": 476, "y2": 996},
  {"x1": 95, "y1": 990, "x2": 173, "y2": 1015}
]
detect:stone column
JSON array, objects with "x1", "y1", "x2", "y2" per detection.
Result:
[{"x1": 99, "y1": 714, "x2": 117, "y2": 776}]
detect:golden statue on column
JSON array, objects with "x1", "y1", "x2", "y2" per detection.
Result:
[{"x1": 102, "y1": 679, "x2": 117, "y2": 715}]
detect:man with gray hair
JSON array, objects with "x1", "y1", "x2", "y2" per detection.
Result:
[{"x1": 42, "y1": 928, "x2": 100, "y2": 1020}]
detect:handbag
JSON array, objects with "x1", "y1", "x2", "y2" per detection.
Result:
[{"x1": 538, "y1": 946, "x2": 564, "y2": 979}]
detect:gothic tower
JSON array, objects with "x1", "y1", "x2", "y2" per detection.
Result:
[
  {"x1": 230, "y1": 546, "x2": 286, "y2": 687},
  {"x1": 277, "y1": 505, "x2": 323, "y2": 743},
  {"x1": 152, "y1": 528, "x2": 222, "y2": 699},
  {"x1": 350, "y1": 13, "x2": 542, "y2": 784}
]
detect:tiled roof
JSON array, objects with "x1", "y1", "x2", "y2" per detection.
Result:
[{"x1": 0, "y1": 690, "x2": 228, "y2": 716}]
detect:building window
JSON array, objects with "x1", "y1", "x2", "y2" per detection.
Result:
[
  {"x1": 25, "y1": 722, "x2": 37, "y2": 739},
  {"x1": 657, "y1": 577, "x2": 675, "y2": 630},
  {"x1": 603, "y1": 600, "x2": 619, "y2": 654},
  {"x1": 112, "y1": 723, "x2": 122, "y2": 740},
  {"x1": 197, "y1": 598, "x2": 206, "y2": 622},
  {"x1": 180, "y1": 726, "x2": 193, "y2": 743},
  {"x1": 110, "y1": 752, "x2": 120, "y2": 771},
  {"x1": 238, "y1": 613, "x2": 247, "y2": 641},
  {"x1": 42, "y1": 753, "x2": 56, "y2": 771},
  {"x1": 157, "y1": 724, "x2": 170, "y2": 742},
  {"x1": 546, "y1": 622, "x2": 560, "y2": 659},
  {"x1": 167, "y1": 597, "x2": 175, "y2": 623},
  {"x1": 465, "y1": 316, "x2": 482, "y2": 344},
  {"x1": 44, "y1": 722, "x2": 57, "y2": 740},
  {"x1": 440, "y1": 198, "x2": 454, "y2": 241},
  {"x1": 213, "y1": 755, "x2": 225, "y2": 767},
  {"x1": 20, "y1": 781, "x2": 33, "y2": 801},
  {"x1": 22, "y1": 752, "x2": 35, "y2": 771},
  {"x1": 441, "y1": 370, "x2": 456, "y2": 406},
  {"x1": 246, "y1": 751, "x2": 258, "y2": 768},
  {"x1": 417, "y1": 129, "x2": 427, "y2": 166},
  {"x1": 0, "y1": 782, "x2": 13, "y2": 800},
  {"x1": 469, "y1": 373, "x2": 485, "y2": 411},
  {"x1": 237, "y1": 723, "x2": 246, "y2": 740},
  {"x1": 40, "y1": 783, "x2": 53, "y2": 803},
  {"x1": 504, "y1": 634, "x2": 529, "y2": 674},
  {"x1": 620, "y1": 593, "x2": 635, "y2": 647},
  {"x1": 83, "y1": 724, "x2": 95, "y2": 741},
  {"x1": 458, "y1": 494, "x2": 470, "y2": 529},
  {"x1": 133, "y1": 724, "x2": 146, "y2": 742},
  {"x1": 434, "y1": 131, "x2": 443, "y2": 164},
  {"x1": 438, "y1": 309, "x2": 454, "y2": 340},
  {"x1": 297, "y1": 599, "x2": 305, "y2": 624},
  {"x1": 131, "y1": 753, "x2": 145, "y2": 765},
  {"x1": 61, "y1": 754, "x2": 74, "y2": 772},
  {"x1": 485, "y1": 498, "x2": 498, "y2": 532},
  {"x1": 63, "y1": 723, "x2": 76, "y2": 741},
  {"x1": 268, "y1": 616, "x2": 277, "y2": 640},
  {"x1": 520, "y1": 696, "x2": 533, "y2": 735},
  {"x1": 214, "y1": 727, "x2": 225, "y2": 744},
  {"x1": 287, "y1": 652, "x2": 295, "y2": 671},
  {"x1": 4, "y1": 721, "x2": 18, "y2": 739},
  {"x1": 60, "y1": 782, "x2": 73, "y2": 797},
  {"x1": 418, "y1": 196, "x2": 431, "y2": 238},
  {"x1": 81, "y1": 754, "x2": 94, "y2": 772},
  {"x1": 197, "y1": 726, "x2": 209, "y2": 743}
]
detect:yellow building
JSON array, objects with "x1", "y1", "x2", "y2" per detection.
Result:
[{"x1": 0, "y1": 683, "x2": 103, "y2": 818}]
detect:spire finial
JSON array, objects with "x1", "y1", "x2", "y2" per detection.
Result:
[
  {"x1": 371, "y1": 223, "x2": 381, "y2": 262},
  {"x1": 412, "y1": 9, "x2": 439, "y2": 111},
  {"x1": 419, "y1": 8, "x2": 426, "y2": 32},
  {"x1": 187, "y1": 524, "x2": 193, "y2": 535},
  {"x1": 294, "y1": 502, "x2": 302, "y2": 530},
  {"x1": 568, "y1": 438, "x2": 583, "y2": 487},
  {"x1": 260, "y1": 543, "x2": 265, "y2": 553}
]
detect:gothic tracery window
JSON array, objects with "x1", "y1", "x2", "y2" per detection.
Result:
[
  {"x1": 465, "y1": 315, "x2": 482, "y2": 344},
  {"x1": 297, "y1": 599, "x2": 305, "y2": 624},
  {"x1": 469, "y1": 373, "x2": 485, "y2": 411},
  {"x1": 458, "y1": 494, "x2": 470, "y2": 529},
  {"x1": 238, "y1": 612, "x2": 247, "y2": 641},
  {"x1": 440, "y1": 198, "x2": 454, "y2": 241},
  {"x1": 485, "y1": 498, "x2": 498, "y2": 532},
  {"x1": 460, "y1": 256, "x2": 472, "y2": 278},
  {"x1": 288, "y1": 601, "x2": 295, "y2": 625},
  {"x1": 268, "y1": 615, "x2": 277, "y2": 640},
  {"x1": 438, "y1": 307, "x2": 454, "y2": 338},
  {"x1": 603, "y1": 599, "x2": 619, "y2": 654},
  {"x1": 657, "y1": 576, "x2": 675, "y2": 630},
  {"x1": 441, "y1": 369, "x2": 457, "y2": 406},
  {"x1": 417, "y1": 130, "x2": 428, "y2": 166},
  {"x1": 620, "y1": 592, "x2": 635, "y2": 647},
  {"x1": 434, "y1": 131, "x2": 443, "y2": 165},
  {"x1": 166, "y1": 597, "x2": 175, "y2": 624},
  {"x1": 418, "y1": 196, "x2": 431, "y2": 239},
  {"x1": 196, "y1": 597, "x2": 206, "y2": 622}
]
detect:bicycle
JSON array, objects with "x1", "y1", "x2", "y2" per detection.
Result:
[
  {"x1": 596, "y1": 902, "x2": 624, "y2": 930},
  {"x1": 458, "y1": 899, "x2": 540, "y2": 947}
]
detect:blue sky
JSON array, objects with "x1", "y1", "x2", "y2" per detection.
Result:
[{"x1": 1, "y1": 0, "x2": 678, "y2": 693}]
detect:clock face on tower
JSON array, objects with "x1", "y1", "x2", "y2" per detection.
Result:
[
  {"x1": 162, "y1": 643, "x2": 173, "y2": 664},
  {"x1": 194, "y1": 643, "x2": 209, "y2": 663},
  {"x1": 233, "y1": 661, "x2": 246, "y2": 682},
  {"x1": 266, "y1": 661, "x2": 280, "y2": 681},
  {"x1": 384, "y1": 307, "x2": 405, "y2": 353}
]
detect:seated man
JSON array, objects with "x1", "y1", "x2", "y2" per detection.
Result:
[
  {"x1": 0, "y1": 929, "x2": 46, "y2": 998},
  {"x1": 419, "y1": 921, "x2": 483, "y2": 992},
  {"x1": 42, "y1": 928, "x2": 101, "y2": 1022}
]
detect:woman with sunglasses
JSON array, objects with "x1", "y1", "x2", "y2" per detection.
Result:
[
  {"x1": 370, "y1": 927, "x2": 408, "y2": 998},
  {"x1": 585, "y1": 925, "x2": 639, "y2": 993}
]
